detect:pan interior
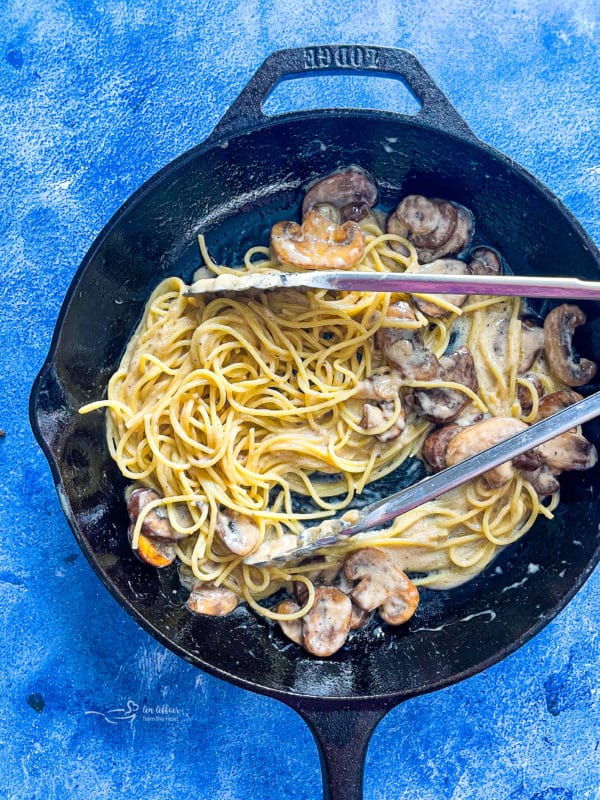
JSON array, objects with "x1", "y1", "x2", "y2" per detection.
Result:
[{"x1": 35, "y1": 112, "x2": 600, "y2": 700}]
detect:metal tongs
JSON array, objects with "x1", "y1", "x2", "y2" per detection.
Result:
[
  {"x1": 245, "y1": 393, "x2": 600, "y2": 567},
  {"x1": 187, "y1": 270, "x2": 600, "y2": 300}
]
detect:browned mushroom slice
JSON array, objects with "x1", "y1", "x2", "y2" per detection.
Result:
[
  {"x1": 422, "y1": 423, "x2": 462, "y2": 471},
  {"x1": 468, "y1": 246, "x2": 502, "y2": 276},
  {"x1": 518, "y1": 320, "x2": 545, "y2": 373},
  {"x1": 410, "y1": 350, "x2": 471, "y2": 416},
  {"x1": 302, "y1": 587, "x2": 352, "y2": 657},
  {"x1": 543, "y1": 304, "x2": 597, "y2": 387},
  {"x1": 379, "y1": 582, "x2": 420, "y2": 625},
  {"x1": 376, "y1": 302, "x2": 441, "y2": 381},
  {"x1": 420, "y1": 205, "x2": 473, "y2": 263},
  {"x1": 517, "y1": 372, "x2": 544, "y2": 413},
  {"x1": 127, "y1": 487, "x2": 188, "y2": 542},
  {"x1": 445, "y1": 417, "x2": 529, "y2": 488},
  {"x1": 361, "y1": 401, "x2": 406, "y2": 442},
  {"x1": 390, "y1": 198, "x2": 473, "y2": 264},
  {"x1": 271, "y1": 210, "x2": 365, "y2": 270},
  {"x1": 411, "y1": 258, "x2": 470, "y2": 317},
  {"x1": 128, "y1": 525, "x2": 176, "y2": 568},
  {"x1": 406, "y1": 346, "x2": 478, "y2": 423},
  {"x1": 533, "y1": 432, "x2": 597, "y2": 473},
  {"x1": 302, "y1": 166, "x2": 378, "y2": 218},
  {"x1": 344, "y1": 547, "x2": 419, "y2": 625},
  {"x1": 519, "y1": 464, "x2": 561, "y2": 497},
  {"x1": 186, "y1": 583, "x2": 239, "y2": 616},
  {"x1": 215, "y1": 509, "x2": 260, "y2": 557},
  {"x1": 535, "y1": 389, "x2": 583, "y2": 420},
  {"x1": 387, "y1": 195, "x2": 457, "y2": 249},
  {"x1": 276, "y1": 599, "x2": 304, "y2": 645}
]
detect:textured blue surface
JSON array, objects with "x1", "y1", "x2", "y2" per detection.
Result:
[{"x1": 2, "y1": 1, "x2": 599, "y2": 798}]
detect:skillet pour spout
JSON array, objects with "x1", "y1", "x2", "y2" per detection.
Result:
[{"x1": 29, "y1": 45, "x2": 600, "y2": 800}]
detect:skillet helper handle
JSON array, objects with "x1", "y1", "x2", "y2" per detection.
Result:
[
  {"x1": 209, "y1": 44, "x2": 476, "y2": 143},
  {"x1": 291, "y1": 703, "x2": 392, "y2": 800}
]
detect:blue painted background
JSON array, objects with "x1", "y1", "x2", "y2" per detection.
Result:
[{"x1": 2, "y1": 1, "x2": 599, "y2": 798}]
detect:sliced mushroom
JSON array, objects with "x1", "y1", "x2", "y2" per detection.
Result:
[
  {"x1": 361, "y1": 401, "x2": 406, "y2": 442},
  {"x1": 517, "y1": 372, "x2": 544, "y2": 413},
  {"x1": 422, "y1": 423, "x2": 462, "y2": 471},
  {"x1": 302, "y1": 587, "x2": 352, "y2": 657},
  {"x1": 294, "y1": 566, "x2": 371, "y2": 632},
  {"x1": 387, "y1": 195, "x2": 457, "y2": 249},
  {"x1": 354, "y1": 371, "x2": 404, "y2": 402},
  {"x1": 387, "y1": 196, "x2": 473, "y2": 263},
  {"x1": 411, "y1": 258, "x2": 470, "y2": 317},
  {"x1": 186, "y1": 582, "x2": 239, "y2": 616},
  {"x1": 407, "y1": 346, "x2": 478, "y2": 424},
  {"x1": 215, "y1": 509, "x2": 260, "y2": 557},
  {"x1": 302, "y1": 166, "x2": 378, "y2": 218},
  {"x1": 535, "y1": 389, "x2": 582, "y2": 420},
  {"x1": 127, "y1": 487, "x2": 188, "y2": 542},
  {"x1": 276, "y1": 599, "x2": 304, "y2": 645},
  {"x1": 376, "y1": 302, "x2": 441, "y2": 381},
  {"x1": 519, "y1": 320, "x2": 545, "y2": 373},
  {"x1": 468, "y1": 246, "x2": 502, "y2": 276},
  {"x1": 379, "y1": 582, "x2": 420, "y2": 625},
  {"x1": 519, "y1": 464, "x2": 560, "y2": 497},
  {"x1": 344, "y1": 547, "x2": 419, "y2": 626},
  {"x1": 543, "y1": 304, "x2": 597, "y2": 387},
  {"x1": 128, "y1": 525, "x2": 176, "y2": 568},
  {"x1": 419, "y1": 205, "x2": 473, "y2": 264},
  {"x1": 445, "y1": 417, "x2": 529, "y2": 488},
  {"x1": 270, "y1": 210, "x2": 365, "y2": 270},
  {"x1": 533, "y1": 432, "x2": 597, "y2": 473}
]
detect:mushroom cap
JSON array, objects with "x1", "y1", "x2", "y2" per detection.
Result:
[
  {"x1": 407, "y1": 346, "x2": 478, "y2": 423},
  {"x1": 186, "y1": 583, "x2": 239, "y2": 616},
  {"x1": 344, "y1": 547, "x2": 419, "y2": 626},
  {"x1": 271, "y1": 210, "x2": 365, "y2": 270},
  {"x1": 543, "y1": 304, "x2": 597, "y2": 387},
  {"x1": 302, "y1": 166, "x2": 378, "y2": 218},
  {"x1": 387, "y1": 197, "x2": 473, "y2": 263},
  {"x1": 376, "y1": 302, "x2": 441, "y2": 381},
  {"x1": 535, "y1": 389, "x2": 582, "y2": 421},
  {"x1": 387, "y1": 196, "x2": 457, "y2": 249},
  {"x1": 468, "y1": 246, "x2": 502, "y2": 276},
  {"x1": 422, "y1": 423, "x2": 462, "y2": 471},
  {"x1": 519, "y1": 464, "x2": 561, "y2": 497},
  {"x1": 276, "y1": 599, "x2": 304, "y2": 645},
  {"x1": 215, "y1": 509, "x2": 260, "y2": 557},
  {"x1": 302, "y1": 587, "x2": 352, "y2": 657},
  {"x1": 445, "y1": 417, "x2": 529, "y2": 488},
  {"x1": 533, "y1": 431, "x2": 597, "y2": 473},
  {"x1": 344, "y1": 547, "x2": 409, "y2": 610},
  {"x1": 127, "y1": 487, "x2": 189, "y2": 542},
  {"x1": 128, "y1": 525, "x2": 176, "y2": 568},
  {"x1": 379, "y1": 581, "x2": 419, "y2": 626}
]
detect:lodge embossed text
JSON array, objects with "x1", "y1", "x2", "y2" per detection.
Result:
[{"x1": 303, "y1": 46, "x2": 380, "y2": 70}]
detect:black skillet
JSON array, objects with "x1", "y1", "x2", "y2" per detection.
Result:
[{"x1": 29, "y1": 46, "x2": 600, "y2": 799}]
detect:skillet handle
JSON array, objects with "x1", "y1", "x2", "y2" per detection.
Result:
[
  {"x1": 288, "y1": 702, "x2": 393, "y2": 800},
  {"x1": 208, "y1": 44, "x2": 476, "y2": 144}
]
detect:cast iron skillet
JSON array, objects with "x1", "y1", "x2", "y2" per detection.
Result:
[{"x1": 30, "y1": 45, "x2": 600, "y2": 799}]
